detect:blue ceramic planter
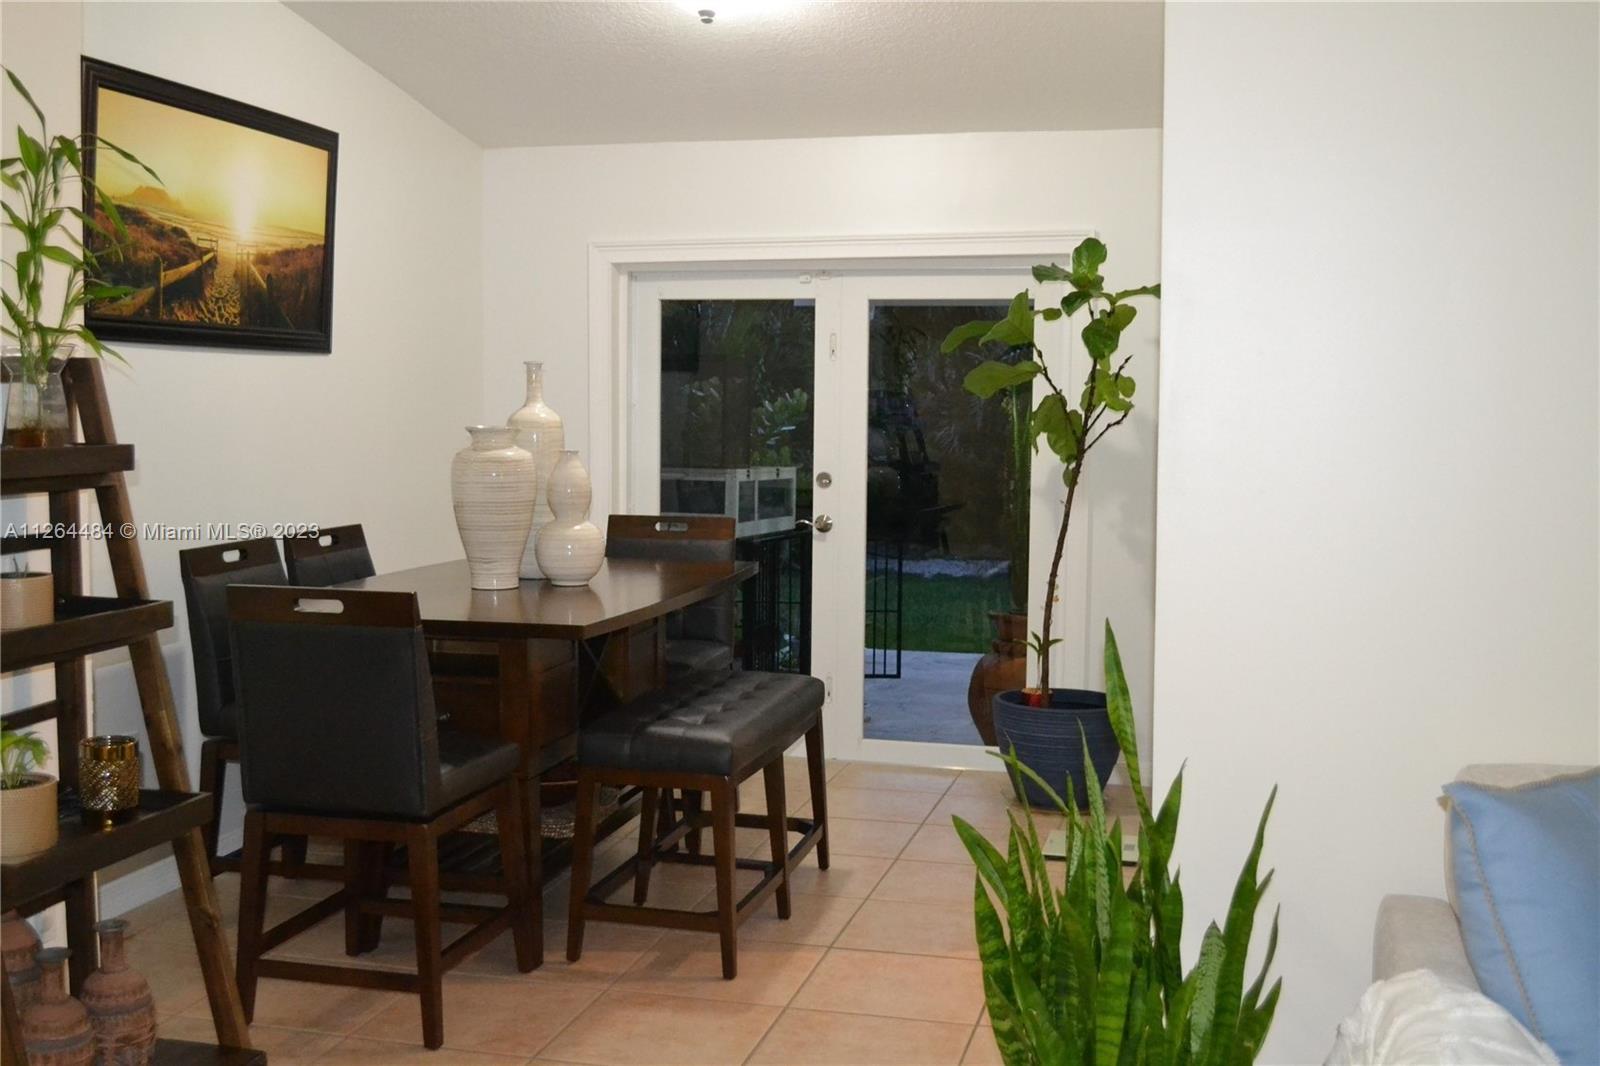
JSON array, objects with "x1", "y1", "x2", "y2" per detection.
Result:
[{"x1": 991, "y1": 688, "x2": 1120, "y2": 808}]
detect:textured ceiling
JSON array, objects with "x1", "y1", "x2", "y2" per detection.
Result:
[{"x1": 286, "y1": 0, "x2": 1164, "y2": 147}]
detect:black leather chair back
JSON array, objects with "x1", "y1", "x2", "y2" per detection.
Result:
[
  {"x1": 283, "y1": 524, "x2": 375, "y2": 587},
  {"x1": 606, "y1": 515, "x2": 736, "y2": 648},
  {"x1": 179, "y1": 538, "x2": 287, "y2": 740},
  {"x1": 227, "y1": 586, "x2": 443, "y2": 818}
]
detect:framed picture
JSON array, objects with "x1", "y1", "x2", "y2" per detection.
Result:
[{"x1": 80, "y1": 58, "x2": 337, "y2": 353}]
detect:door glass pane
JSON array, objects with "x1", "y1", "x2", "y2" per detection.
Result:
[
  {"x1": 865, "y1": 301, "x2": 1031, "y2": 744},
  {"x1": 659, "y1": 299, "x2": 814, "y2": 672}
]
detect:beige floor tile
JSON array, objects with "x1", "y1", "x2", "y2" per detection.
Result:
[
  {"x1": 962, "y1": 1026, "x2": 1003, "y2": 1065},
  {"x1": 748, "y1": 1008, "x2": 973, "y2": 1065},
  {"x1": 819, "y1": 817, "x2": 917, "y2": 859},
  {"x1": 928, "y1": 793, "x2": 1063, "y2": 836},
  {"x1": 800, "y1": 787, "x2": 940, "y2": 824},
  {"x1": 783, "y1": 852, "x2": 893, "y2": 899},
  {"x1": 943, "y1": 771, "x2": 1015, "y2": 799},
  {"x1": 901, "y1": 823, "x2": 978, "y2": 864},
  {"x1": 791, "y1": 949, "x2": 984, "y2": 1024},
  {"x1": 157, "y1": 1016, "x2": 343, "y2": 1066},
  {"x1": 122, "y1": 921, "x2": 212, "y2": 1019},
  {"x1": 829, "y1": 763, "x2": 960, "y2": 795},
  {"x1": 540, "y1": 988, "x2": 779, "y2": 1065},
  {"x1": 615, "y1": 931, "x2": 823, "y2": 1006},
  {"x1": 352, "y1": 972, "x2": 601, "y2": 1056},
  {"x1": 738, "y1": 892, "x2": 865, "y2": 947},
  {"x1": 455, "y1": 921, "x2": 662, "y2": 985},
  {"x1": 836, "y1": 899, "x2": 978, "y2": 960},
  {"x1": 600, "y1": 859, "x2": 718, "y2": 911},
  {"x1": 870, "y1": 860, "x2": 979, "y2": 906},
  {"x1": 191, "y1": 977, "x2": 396, "y2": 1034},
  {"x1": 311, "y1": 1035, "x2": 526, "y2": 1064}
]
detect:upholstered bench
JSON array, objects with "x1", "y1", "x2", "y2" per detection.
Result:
[{"x1": 566, "y1": 670, "x2": 830, "y2": 978}]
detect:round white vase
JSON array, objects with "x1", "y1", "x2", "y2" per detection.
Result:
[
  {"x1": 534, "y1": 450, "x2": 605, "y2": 587},
  {"x1": 506, "y1": 361, "x2": 564, "y2": 579},
  {"x1": 451, "y1": 426, "x2": 537, "y2": 590}
]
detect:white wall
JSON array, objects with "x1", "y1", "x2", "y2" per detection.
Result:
[
  {"x1": 482, "y1": 129, "x2": 1165, "y2": 750},
  {"x1": 1155, "y1": 3, "x2": 1598, "y2": 1061},
  {"x1": 5, "y1": 1, "x2": 484, "y2": 886}
]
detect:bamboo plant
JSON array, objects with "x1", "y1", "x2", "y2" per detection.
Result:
[
  {"x1": 1, "y1": 67, "x2": 155, "y2": 439},
  {"x1": 942, "y1": 239, "x2": 1159, "y2": 698},
  {"x1": 955, "y1": 622, "x2": 1280, "y2": 1065}
]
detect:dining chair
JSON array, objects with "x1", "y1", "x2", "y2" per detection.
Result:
[
  {"x1": 282, "y1": 524, "x2": 376, "y2": 586},
  {"x1": 179, "y1": 537, "x2": 307, "y2": 875},
  {"x1": 227, "y1": 585, "x2": 538, "y2": 1050},
  {"x1": 605, "y1": 515, "x2": 737, "y2": 676}
]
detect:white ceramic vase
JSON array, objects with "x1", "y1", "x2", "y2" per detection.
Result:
[
  {"x1": 506, "y1": 361, "x2": 564, "y2": 579},
  {"x1": 534, "y1": 450, "x2": 605, "y2": 587},
  {"x1": 451, "y1": 426, "x2": 537, "y2": 590}
]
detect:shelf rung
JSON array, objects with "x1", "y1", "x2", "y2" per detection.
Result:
[{"x1": 0, "y1": 699, "x2": 59, "y2": 728}]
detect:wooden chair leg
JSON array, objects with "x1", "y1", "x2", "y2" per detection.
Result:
[
  {"x1": 342, "y1": 841, "x2": 364, "y2": 957},
  {"x1": 406, "y1": 824, "x2": 444, "y2": 1050},
  {"x1": 655, "y1": 788, "x2": 677, "y2": 852},
  {"x1": 684, "y1": 789, "x2": 704, "y2": 856},
  {"x1": 711, "y1": 777, "x2": 738, "y2": 980},
  {"x1": 280, "y1": 835, "x2": 309, "y2": 870},
  {"x1": 234, "y1": 810, "x2": 270, "y2": 1021},
  {"x1": 763, "y1": 759, "x2": 792, "y2": 920},
  {"x1": 566, "y1": 771, "x2": 599, "y2": 963},
  {"x1": 198, "y1": 738, "x2": 227, "y2": 874},
  {"x1": 804, "y1": 720, "x2": 830, "y2": 870},
  {"x1": 342, "y1": 841, "x2": 388, "y2": 956},
  {"x1": 495, "y1": 779, "x2": 539, "y2": 972},
  {"x1": 633, "y1": 787, "x2": 660, "y2": 905}
]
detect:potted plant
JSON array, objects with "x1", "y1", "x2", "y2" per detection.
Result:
[
  {"x1": 1, "y1": 68, "x2": 153, "y2": 446},
  {"x1": 0, "y1": 560, "x2": 53, "y2": 630},
  {"x1": 955, "y1": 622, "x2": 1280, "y2": 1065},
  {"x1": 0, "y1": 730, "x2": 57, "y2": 860},
  {"x1": 943, "y1": 237, "x2": 1159, "y2": 804}
]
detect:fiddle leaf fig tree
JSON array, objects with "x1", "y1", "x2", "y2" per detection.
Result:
[{"x1": 942, "y1": 238, "x2": 1159, "y2": 698}]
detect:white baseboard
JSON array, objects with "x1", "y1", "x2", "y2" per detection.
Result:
[{"x1": 100, "y1": 826, "x2": 243, "y2": 920}]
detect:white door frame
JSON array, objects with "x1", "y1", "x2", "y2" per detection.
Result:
[{"x1": 588, "y1": 231, "x2": 1095, "y2": 769}]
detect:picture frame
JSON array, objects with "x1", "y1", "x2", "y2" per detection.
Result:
[{"x1": 80, "y1": 57, "x2": 338, "y2": 353}]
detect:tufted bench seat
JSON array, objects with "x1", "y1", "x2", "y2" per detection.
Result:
[{"x1": 567, "y1": 669, "x2": 830, "y2": 979}]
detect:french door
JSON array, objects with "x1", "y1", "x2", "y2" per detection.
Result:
[{"x1": 629, "y1": 269, "x2": 1079, "y2": 769}]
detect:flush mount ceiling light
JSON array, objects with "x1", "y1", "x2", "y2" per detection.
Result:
[{"x1": 676, "y1": 0, "x2": 795, "y2": 25}]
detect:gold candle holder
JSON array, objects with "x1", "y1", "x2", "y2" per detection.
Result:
[{"x1": 79, "y1": 735, "x2": 140, "y2": 828}]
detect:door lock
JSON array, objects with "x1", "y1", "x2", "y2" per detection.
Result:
[
  {"x1": 815, "y1": 471, "x2": 832, "y2": 488},
  {"x1": 811, "y1": 514, "x2": 834, "y2": 533}
]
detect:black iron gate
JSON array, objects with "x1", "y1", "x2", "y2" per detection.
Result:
[{"x1": 737, "y1": 527, "x2": 811, "y2": 674}]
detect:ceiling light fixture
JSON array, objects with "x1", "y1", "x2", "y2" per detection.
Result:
[{"x1": 676, "y1": 0, "x2": 794, "y2": 25}]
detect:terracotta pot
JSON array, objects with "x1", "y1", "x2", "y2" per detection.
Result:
[
  {"x1": 0, "y1": 773, "x2": 59, "y2": 861},
  {"x1": 534, "y1": 451, "x2": 604, "y2": 587},
  {"x1": 506, "y1": 361, "x2": 564, "y2": 580},
  {"x1": 450, "y1": 425, "x2": 537, "y2": 590},
  {"x1": 81, "y1": 919, "x2": 156, "y2": 1066},
  {"x1": 966, "y1": 611, "x2": 1027, "y2": 746},
  {"x1": 2, "y1": 910, "x2": 42, "y2": 1012},
  {"x1": 0, "y1": 572, "x2": 53, "y2": 631},
  {"x1": 21, "y1": 948, "x2": 94, "y2": 1066}
]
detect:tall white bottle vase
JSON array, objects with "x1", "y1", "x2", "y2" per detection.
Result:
[
  {"x1": 451, "y1": 426, "x2": 537, "y2": 590},
  {"x1": 507, "y1": 361, "x2": 564, "y2": 579},
  {"x1": 535, "y1": 450, "x2": 605, "y2": 587}
]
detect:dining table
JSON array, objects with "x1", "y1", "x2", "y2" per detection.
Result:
[{"x1": 336, "y1": 555, "x2": 758, "y2": 950}]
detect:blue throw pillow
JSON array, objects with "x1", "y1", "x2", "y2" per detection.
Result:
[{"x1": 1444, "y1": 769, "x2": 1600, "y2": 1065}]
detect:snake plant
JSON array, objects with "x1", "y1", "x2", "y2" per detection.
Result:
[{"x1": 954, "y1": 622, "x2": 1280, "y2": 1065}]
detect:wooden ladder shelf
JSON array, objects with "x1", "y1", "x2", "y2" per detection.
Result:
[{"x1": 1, "y1": 359, "x2": 254, "y2": 1064}]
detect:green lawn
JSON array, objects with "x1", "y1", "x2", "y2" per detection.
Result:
[{"x1": 866, "y1": 573, "x2": 1014, "y2": 653}]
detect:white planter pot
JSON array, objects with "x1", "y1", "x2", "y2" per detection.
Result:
[
  {"x1": 506, "y1": 361, "x2": 564, "y2": 579},
  {"x1": 451, "y1": 426, "x2": 537, "y2": 590},
  {"x1": 534, "y1": 450, "x2": 605, "y2": 587},
  {"x1": 0, "y1": 774, "x2": 58, "y2": 861}
]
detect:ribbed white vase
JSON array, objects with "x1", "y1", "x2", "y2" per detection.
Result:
[
  {"x1": 534, "y1": 450, "x2": 605, "y2": 587},
  {"x1": 451, "y1": 426, "x2": 537, "y2": 590},
  {"x1": 506, "y1": 361, "x2": 564, "y2": 579}
]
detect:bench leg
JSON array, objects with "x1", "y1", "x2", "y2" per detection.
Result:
[
  {"x1": 805, "y1": 720, "x2": 829, "y2": 870},
  {"x1": 567, "y1": 771, "x2": 599, "y2": 963},
  {"x1": 712, "y1": 777, "x2": 738, "y2": 979},
  {"x1": 763, "y1": 759, "x2": 792, "y2": 920}
]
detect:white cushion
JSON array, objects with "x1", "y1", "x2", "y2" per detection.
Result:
[{"x1": 1326, "y1": 970, "x2": 1559, "y2": 1066}]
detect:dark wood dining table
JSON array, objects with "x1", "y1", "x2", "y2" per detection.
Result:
[{"x1": 337, "y1": 555, "x2": 758, "y2": 958}]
